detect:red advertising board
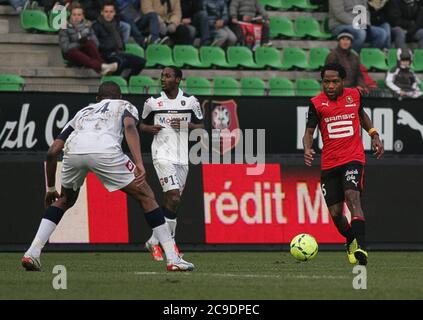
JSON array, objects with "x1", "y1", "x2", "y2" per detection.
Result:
[{"x1": 203, "y1": 164, "x2": 346, "y2": 244}]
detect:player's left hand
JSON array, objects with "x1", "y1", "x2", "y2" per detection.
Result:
[
  {"x1": 134, "y1": 165, "x2": 146, "y2": 187},
  {"x1": 45, "y1": 191, "x2": 60, "y2": 208},
  {"x1": 372, "y1": 135, "x2": 384, "y2": 159}
]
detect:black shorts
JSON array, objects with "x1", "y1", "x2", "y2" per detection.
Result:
[{"x1": 320, "y1": 161, "x2": 365, "y2": 207}]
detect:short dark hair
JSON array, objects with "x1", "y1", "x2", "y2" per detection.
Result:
[
  {"x1": 102, "y1": 0, "x2": 116, "y2": 10},
  {"x1": 165, "y1": 66, "x2": 183, "y2": 79},
  {"x1": 97, "y1": 81, "x2": 121, "y2": 99},
  {"x1": 321, "y1": 63, "x2": 346, "y2": 80}
]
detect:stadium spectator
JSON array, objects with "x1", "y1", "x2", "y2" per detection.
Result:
[
  {"x1": 59, "y1": 3, "x2": 118, "y2": 76},
  {"x1": 204, "y1": 0, "x2": 237, "y2": 47},
  {"x1": 326, "y1": 33, "x2": 369, "y2": 90},
  {"x1": 229, "y1": 0, "x2": 272, "y2": 47},
  {"x1": 328, "y1": 0, "x2": 389, "y2": 52},
  {"x1": 386, "y1": 48, "x2": 423, "y2": 98},
  {"x1": 387, "y1": 0, "x2": 423, "y2": 48},
  {"x1": 8, "y1": 0, "x2": 28, "y2": 13},
  {"x1": 181, "y1": 0, "x2": 211, "y2": 46},
  {"x1": 141, "y1": 0, "x2": 192, "y2": 45},
  {"x1": 81, "y1": 0, "x2": 132, "y2": 44},
  {"x1": 368, "y1": 0, "x2": 391, "y2": 49},
  {"x1": 116, "y1": 0, "x2": 161, "y2": 46},
  {"x1": 93, "y1": 2, "x2": 146, "y2": 79}
]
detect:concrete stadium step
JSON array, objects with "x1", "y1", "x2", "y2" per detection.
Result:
[
  {"x1": 24, "y1": 77, "x2": 99, "y2": 92},
  {"x1": 0, "y1": 66, "x2": 99, "y2": 78},
  {"x1": 0, "y1": 49, "x2": 49, "y2": 67},
  {"x1": 0, "y1": 5, "x2": 18, "y2": 15},
  {"x1": 272, "y1": 39, "x2": 336, "y2": 49},
  {"x1": 0, "y1": 18, "x2": 8, "y2": 34},
  {"x1": 0, "y1": 32, "x2": 58, "y2": 44},
  {"x1": 0, "y1": 43, "x2": 63, "y2": 66}
]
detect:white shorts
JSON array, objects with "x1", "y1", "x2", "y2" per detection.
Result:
[
  {"x1": 153, "y1": 160, "x2": 189, "y2": 193},
  {"x1": 61, "y1": 153, "x2": 135, "y2": 192}
]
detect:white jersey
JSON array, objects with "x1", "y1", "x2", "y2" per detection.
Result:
[
  {"x1": 142, "y1": 89, "x2": 203, "y2": 165},
  {"x1": 61, "y1": 99, "x2": 139, "y2": 154}
]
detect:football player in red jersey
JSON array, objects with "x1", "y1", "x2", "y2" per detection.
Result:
[{"x1": 302, "y1": 63, "x2": 384, "y2": 265}]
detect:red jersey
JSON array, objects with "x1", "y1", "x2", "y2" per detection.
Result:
[{"x1": 307, "y1": 88, "x2": 365, "y2": 170}]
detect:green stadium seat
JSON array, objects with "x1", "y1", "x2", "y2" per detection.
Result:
[
  {"x1": 227, "y1": 46, "x2": 261, "y2": 69},
  {"x1": 295, "y1": 79, "x2": 321, "y2": 96},
  {"x1": 101, "y1": 76, "x2": 128, "y2": 94},
  {"x1": 307, "y1": 47, "x2": 330, "y2": 70},
  {"x1": 376, "y1": 79, "x2": 386, "y2": 89},
  {"x1": 129, "y1": 76, "x2": 158, "y2": 94},
  {"x1": 268, "y1": 77, "x2": 295, "y2": 96},
  {"x1": 199, "y1": 46, "x2": 234, "y2": 68},
  {"x1": 255, "y1": 47, "x2": 285, "y2": 69},
  {"x1": 360, "y1": 48, "x2": 389, "y2": 71},
  {"x1": 281, "y1": 47, "x2": 309, "y2": 70},
  {"x1": 213, "y1": 76, "x2": 240, "y2": 96},
  {"x1": 240, "y1": 77, "x2": 266, "y2": 96},
  {"x1": 185, "y1": 77, "x2": 212, "y2": 96},
  {"x1": 0, "y1": 74, "x2": 25, "y2": 91},
  {"x1": 295, "y1": 16, "x2": 332, "y2": 39},
  {"x1": 258, "y1": 0, "x2": 285, "y2": 9},
  {"x1": 290, "y1": 0, "x2": 319, "y2": 10},
  {"x1": 279, "y1": 0, "x2": 294, "y2": 9},
  {"x1": 20, "y1": 9, "x2": 57, "y2": 32},
  {"x1": 387, "y1": 48, "x2": 398, "y2": 69},
  {"x1": 125, "y1": 43, "x2": 145, "y2": 58},
  {"x1": 173, "y1": 45, "x2": 210, "y2": 68},
  {"x1": 412, "y1": 49, "x2": 423, "y2": 72},
  {"x1": 146, "y1": 44, "x2": 175, "y2": 67},
  {"x1": 269, "y1": 16, "x2": 298, "y2": 39}
]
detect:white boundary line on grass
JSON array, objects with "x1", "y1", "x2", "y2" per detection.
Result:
[{"x1": 134, "y1": 272, "x2": 347, "y2": 280}]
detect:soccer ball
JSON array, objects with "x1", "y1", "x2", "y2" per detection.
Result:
[{"x1": 290, "y1": 234, "x2": 318, "y2": 261}]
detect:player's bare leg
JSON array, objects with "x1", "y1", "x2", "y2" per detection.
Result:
[
  {"x1": 345, "y1": 189, "x2": 368, "y2": 265},
  {"x1": 328, "y1": 202, "x2": 357, "y2": 264},
  {"x1": 122, "y1": 181, "x2": 193, "y2": 271},
  {"x1": 22, "y1": 187, "x2": 79, "y2": 271}
]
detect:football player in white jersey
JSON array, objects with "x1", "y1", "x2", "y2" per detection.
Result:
[
  {"x1": 140, "y1": 66, "x2": 204, "y2": 261},
  {"x1": 22, "y1": 82, "x2": 194, "y2": 272}
]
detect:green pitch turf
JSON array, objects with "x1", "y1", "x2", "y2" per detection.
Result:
[{"x1": 0, "y1": 252, "x2": 422, "y2": 299}]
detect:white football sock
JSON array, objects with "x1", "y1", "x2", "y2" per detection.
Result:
[
  {"x1": 25, "y1": 218, "x2": 57, "y2": 258},
  {"x1": 165, "y1": 217, "x2": 177, "y2": 240},
  {"x1": 147, "y1": 234, "x2": 159, "y2": 245},
  {"x1": 153, "y1": 223, "x2": 178, "y2": 262}
]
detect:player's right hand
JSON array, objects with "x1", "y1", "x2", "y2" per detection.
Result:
[
  {"x1": 304, "y1": 148, "x2": 316, "y2": 166},
  {"x1": 149, "y1": 125, "x2": 164, "y2": 135},
  {"x1": 45, "y1": 191, "x2": 60, "y2": 208},
  {"x1": 134, "y1": 165, "x2": 146, "y2": 187}
]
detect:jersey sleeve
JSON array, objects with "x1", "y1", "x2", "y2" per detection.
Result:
[
  {"x1": 56, "y1": 116, "x2": 76, "y2": 141},
  {"x1": 141, "y1": 97, "x2": 154, "y2": 124},
  {"x1": 306, "y1": 102, "x2": 319, "y2": 128},
  {"x1": 190, "y1": 97, "x2": 203, "y2": 124},
  {"x1": 122, "y1": 101, "x2": 139, "y2": 124}
]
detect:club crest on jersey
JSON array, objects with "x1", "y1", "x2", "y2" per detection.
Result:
[
  {"x1": 346, "y1": 96, "x2": 353, "y2": 104},
  {"x1": 181, "y1": 100, "x2": 186, "y2": 106},
  {"x1": 209, "y1": 100, "x2": 240, "y2": 155},
  {"x1": 125, "y1": 160, "x2": 135, "y2": 172},
  {"x1": 157, "y1": 101, "x2": 163, "y2": 107}
]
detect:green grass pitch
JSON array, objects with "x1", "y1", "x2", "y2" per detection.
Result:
[{"x1": 1, "y1": 252, "x2": 422, "y2": 299}]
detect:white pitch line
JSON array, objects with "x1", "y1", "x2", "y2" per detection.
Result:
[{"x1": 134, "y1": 272, "x2": 347, "y2": 280}]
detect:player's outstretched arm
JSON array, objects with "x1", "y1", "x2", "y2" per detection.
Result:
[
  {"x1": 45, "y1": 139, "x2": 64, "y2": 207},
  {"x1": 124, "y1": 117, "x2": 146, "y2": 186},
  {"x1": 359, "y1": 109, "x2": 384, "y2": 159},
  {"x1": 303, "y1": 127, "x2": 316, "y2": 166}
]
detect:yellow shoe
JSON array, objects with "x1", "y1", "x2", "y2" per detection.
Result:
[
  {"x1": 354, "y1": 248, "x2": 368, "y2": 266},
  {"x1": 346, "y1": 239, "x2": 358, "y2": 264}
]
